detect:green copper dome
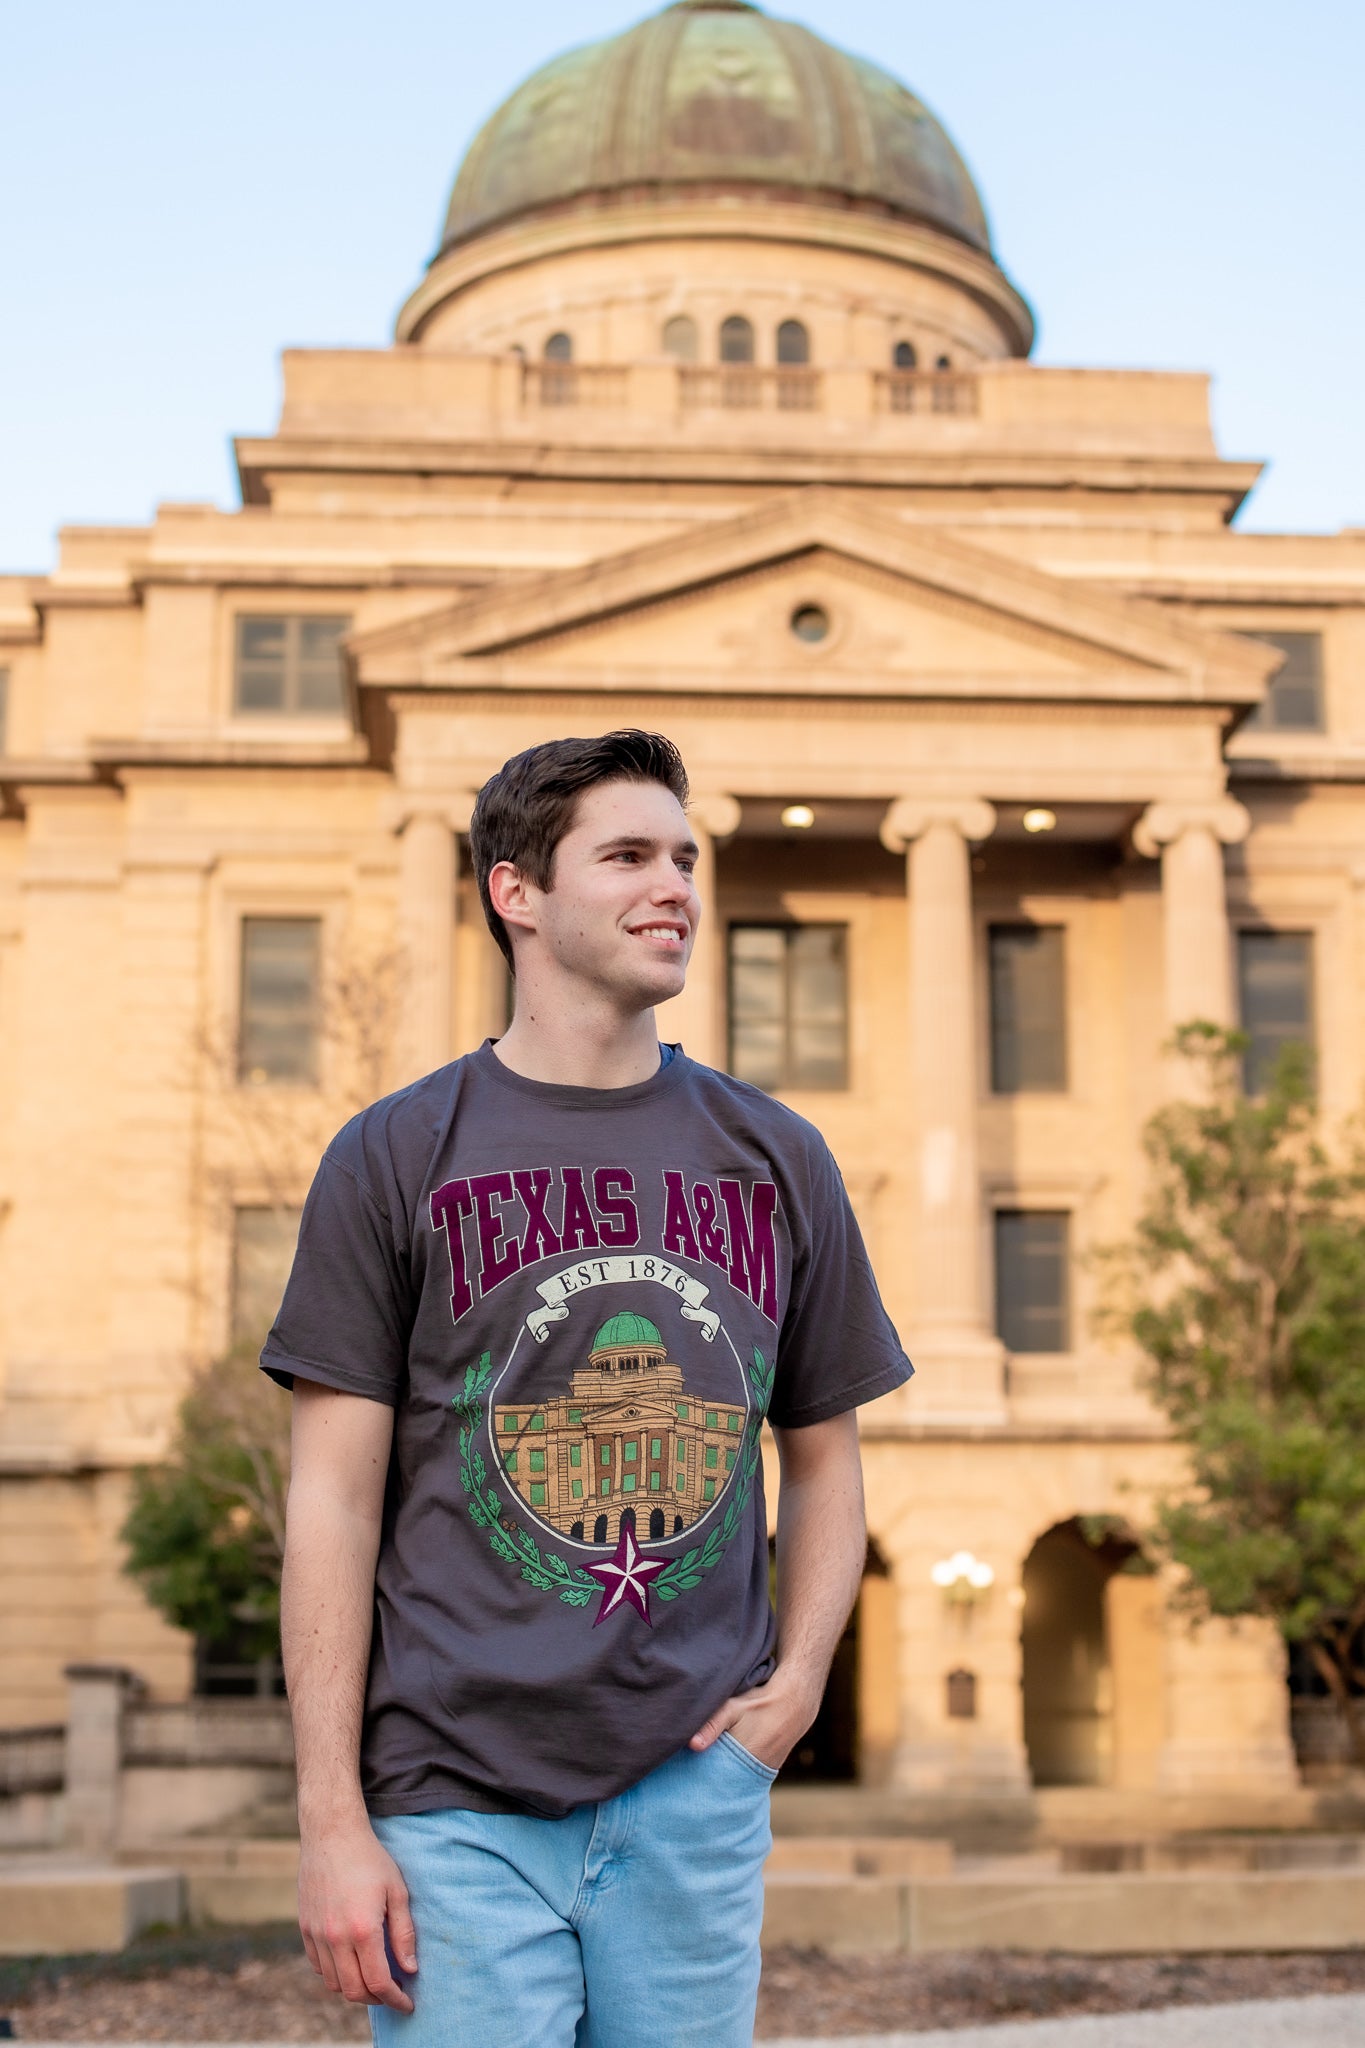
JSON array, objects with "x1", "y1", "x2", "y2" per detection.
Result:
[
  {"x1": 591, "y1": 1311, "x2": 665, "y2": 1352},
  {"x1": 438, "y1": 0, "x2": 992, "y2": 259}
]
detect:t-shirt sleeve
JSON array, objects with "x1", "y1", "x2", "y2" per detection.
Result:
[
  {"x1": 260, "y1": 1146, "x2": 413, "y2": 1403},
  {"x1": 767, "y1": 1141, "x2": 913, "y2": 1428}
]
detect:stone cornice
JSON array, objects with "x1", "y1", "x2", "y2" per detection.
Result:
[{"x1": 234, "y1": 434, "x2": 1261, "y2": 517}]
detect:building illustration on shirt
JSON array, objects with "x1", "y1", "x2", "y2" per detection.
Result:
[{"x1": 493, "y1": 1311, "x2": 746, "y2": 1545}]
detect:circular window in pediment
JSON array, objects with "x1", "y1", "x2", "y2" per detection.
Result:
[{"x1": 790, "y1": 604, "x2": 830, "y2": 644}]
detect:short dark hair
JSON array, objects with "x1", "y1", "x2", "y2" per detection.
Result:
[{"x1": 470, "y1": 730, "x2": 690, "y2": 968}]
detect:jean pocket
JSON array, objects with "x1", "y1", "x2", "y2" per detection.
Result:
[{"x1": 717, "y1": 1729, "x2": 779, "y2": 1783}]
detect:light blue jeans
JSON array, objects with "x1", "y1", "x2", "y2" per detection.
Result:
[{"x1": 369, "y1": 1734, "x2": 774, "y2": 2048}]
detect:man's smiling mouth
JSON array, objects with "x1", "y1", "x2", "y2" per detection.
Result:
[{"x1": 630, "y1": 923, "x2": 688, "y2": 946}]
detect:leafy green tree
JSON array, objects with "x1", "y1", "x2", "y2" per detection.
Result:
[
  {"x1": 121, "y1": 1340, "x2": 289, "y2": 1670},
  {"x1": 1104, "y1": 1022, "x2": 1365, "y2": 1759}
]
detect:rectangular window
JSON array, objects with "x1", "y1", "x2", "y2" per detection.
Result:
[
  {"x1": 994, "y1": 1211, "x2": 1070, "y2": 1353},
  {"x1": 624, "y1": 1440, "x2": 637, "y2": 1461},
  {"x1": 529, "y1": 1449, "x2": 545, "y2": 1473},
  {"x1": 505, "y1": 1451, "x2": 518, "y2": 1474},
  {"x1": 568, "y1": 1407, "x2": 583, "y2": 1424},
  {"x1": 727, "y1": 1413, "x2": 740, "y2": 1431},
  {"x1": 231, "y1": 1205, "x2": 302, "y2": 1343},
  {"x1": 989, "y1": 925, "x2": 1067, "y2": 1092},
  {"x1": 676, "y1": 1402, "x2": 689, "y2": 1420},
  {"x1": 0, "y1": 668, "x2": 9, "y2": 754},
  {"x1": 622, "y1": 1474, "x2": 636, "y2": 1493},
  {"x1": 238, "y1": 917, "x2": 321, "y2": 1084},
  {"x1": 600, "y1": 1444, "x2": 612, "y2": 1466},
  {"x1": 728, "y1": 925, "x2": 849, "y2": 1091},
  {"x1": 233, "y1": 614, "x2": 350, "y2": 716},
  {"x1": 650, "y1": 1438, "x2": 662, "y2": 1459},
  {"x1": 676, "y1": 1470, "x2": 686, "y2": 1491},
  {"x1": 704, "y1": 1445, "x2": 718, "y2": 1469},
  {"x1": 1238, "y1": 931, "x2": 1315, "y2": 1093},
  {"x1": 501, "y1": 1414, "x2": 518, "y2": 1432},
  {"x1": 705, "y1": 1410, "x2": 718, "y2": 1428},
  {"x1": 649, "y1": 1472, "x2": 661, "y2": 1491},
  {"x1": 1244, "y1": 631, "x2": 1325, "y2": 732},
  {"x1": 530, "y1": 1413, "x2": 545, "y2": 1430},
  {"x1": 530, "y1": 1482, "x2": 547, "y2": 1507},
  {"x1": 703, "y1": 1478, "x2": 717, "y2": 1502},
  {"x1": 726, "y1": 1448, "x2": 737, "y2": 1470},
  {"x1": 600, "y1": 1477, "x2": 611, "y2": 1496},
  {"x1": 571, "y1": 1478, "x2": 583, "y2": 1500},
  {"x1": 569, "y1": 1443, "x2": 582, "y2": 1468}
]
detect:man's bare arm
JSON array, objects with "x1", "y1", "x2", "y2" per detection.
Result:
[
  {"x1": 689, "y1": 1409, "x2": 866, "y2": 1767},
  {"x1": 282, "y1": 1379, "x2": 415, "y2": 2013}
]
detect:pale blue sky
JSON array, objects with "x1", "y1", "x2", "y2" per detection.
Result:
[{"x1": 2, "y1": 0, "x2": 1361, "y2": 570}]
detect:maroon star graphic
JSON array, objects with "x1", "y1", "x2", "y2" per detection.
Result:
[{"x1": 587, "y1": 1520, "x2": 666, "y2": 1626}]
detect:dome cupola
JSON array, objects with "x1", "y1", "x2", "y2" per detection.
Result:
[
  {"x1": 439, "y1": 0, "x2": 992, "y2": 260},
  {"x1": 396, "y1": 0, "x2": 1031, "y2": 360}
]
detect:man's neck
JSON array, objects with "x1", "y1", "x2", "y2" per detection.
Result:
[{"x1": 493, "y1": 997, "x2": 663, "y2": 1090}]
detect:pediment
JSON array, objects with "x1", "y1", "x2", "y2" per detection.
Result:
[{"x1": 351, "y1": 491, "x2": 1277, "y2": 710}]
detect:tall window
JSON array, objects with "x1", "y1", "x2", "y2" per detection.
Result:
[
  {"x1": 719, "y1": 315, "x2": 754, "y2": 364},
  {"x1": 892, "y1": 339, "x2": 917, "y2": 369},
  {"x1": 0, "y1": 667, "x2": 9, "y2": 753},
  {"x1": 776, "y1": 319, "x2": 809, "y2": 365},
  {"x1": 232, "y1": 1205, "x2": 302, "y2": 1342},
  {"x1": 995, "y1": 1211, "x2": 1070, "y2": 1353},
  {"x1": 234, "y1": 616, "x2": 349, "y2": 716},
  {"x1": 239, "y1": 917, "x2": 321, "y2": 1084},
  {"x1": 1237, "y1": 930, "x2": 1314, "y2": 1093},
  {"x1": 989, "y1": 924, "x2": 1067, "y2": 1092},
  {"x1": 662, "y1": 315, "x2": 698, "y2": 361},
  {"x1": 543, "y1": 331, "x2": 573, "y2": 361},
  {"x1": 1244, "y1": 631, "x2": 1324, "y2": 732},
  {"x1": 728, "y1": 925, "x2": 847, "y2": 1092}
]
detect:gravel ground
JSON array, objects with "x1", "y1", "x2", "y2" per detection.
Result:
[{"x1": 2, "y1": 1935, "x2": 1365, "y2": 2041}]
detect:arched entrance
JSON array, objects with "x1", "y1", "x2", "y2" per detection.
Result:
[
  {"x1": 1021, "y1": 1518, "x2": 1158, "y2": 1787},
  {"x1": 776, "y1": 1540, "x2": 894, "y2": 1783}
]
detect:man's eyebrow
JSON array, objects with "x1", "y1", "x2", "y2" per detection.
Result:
[{"x1": 594, "y1": 832, "x2": 701, "y2": 860}]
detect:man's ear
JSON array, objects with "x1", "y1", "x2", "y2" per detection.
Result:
[{"x1": 488, "y1": 859, "x2": 538, "y2": 938}]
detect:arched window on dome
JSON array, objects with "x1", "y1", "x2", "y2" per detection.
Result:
[
  {"x1": 935, "y1": 352, "x2": 952, "y2": 371},
  {"x1": 893, "y1": 339, "x2": 917, "y2": 370},
  {"x1": 719, "y1": 316, "x2": 754, "y2": 364},
  {"x1": 662, "y1": 315, "x2": 698, "y2": 362},
  {"x1": 544, "y1": 331, "x2": 573, "y2": 361},
  {"x1": 776, "y1": 319, "x2": 809, "y2": 365}
]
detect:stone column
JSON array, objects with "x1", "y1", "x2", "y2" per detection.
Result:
[
  {"x1": 654, "y1": 793, "x2": 740, "y2": 1066},
  {"x1": 1133, "y1": 797, "x2": 1250, "y2": 1054},
  {"x1": 882, "y1": 798, "x2": 1006, "y2": 1422},
  {"x1": 393, "y1": 797, "x2": 474, "y2": 1086},
  {"x1": 64, "y1": 1663, "x2": 141, "y2": 1855}
]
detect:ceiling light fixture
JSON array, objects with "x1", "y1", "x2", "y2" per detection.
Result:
[
  {"x1": 781, "y1": 804, "x2": 816, "y2": 829},
  {"x1": 1022, "y1": 807, "x2": 1057, "y2": 834}
]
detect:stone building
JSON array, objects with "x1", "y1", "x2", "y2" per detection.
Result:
[
  {"x1": 2, "y1": 0, "x2": 1361, "y2": 1815},
  {"x1": 493, "y1": 1309, "x2": 746, "y2": 1542}
]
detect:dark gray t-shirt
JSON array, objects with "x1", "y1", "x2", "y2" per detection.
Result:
[{"x1": 263, "y1": 1041, "x2": 911, "y2": 1818}]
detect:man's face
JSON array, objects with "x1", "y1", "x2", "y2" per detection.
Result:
[{"x1": 518, "y1": 778, "x2": 700, "y2": 1013}]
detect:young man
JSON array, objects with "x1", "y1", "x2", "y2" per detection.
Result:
[{"x1": 265, "y1": 730, "x2": 911, "y2": 2048}]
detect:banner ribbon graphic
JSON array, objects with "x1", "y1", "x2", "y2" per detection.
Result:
[{"x1": 526, "y1": 1255, "x2": 720, "y2": 1344}]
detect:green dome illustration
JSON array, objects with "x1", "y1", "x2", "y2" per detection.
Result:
[{"x1": 591, "y1": 1311, "x2": 664, "y2": 1351}]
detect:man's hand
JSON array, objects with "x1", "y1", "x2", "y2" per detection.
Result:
[
  {"x1": 298, "y1": 1816, "x2": 417, "y2": 2013},
  {"x1": 691, "y1": 1411, "x2": 867, "y2": 1774},
  {"x1": 688, "y1": 1662, "x2": 823, "y2": 1771}
]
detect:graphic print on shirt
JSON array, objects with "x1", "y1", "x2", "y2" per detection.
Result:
[{"x1": 434, "y1": 1163, "x2": 778, "y2": 1625}]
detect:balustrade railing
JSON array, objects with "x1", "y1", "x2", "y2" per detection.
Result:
[
  {"x1": 875, "y1": 369, "x2": 978, "y2": 416},
  {"x1": 679, "y1": 366, "x2": 822, "y2": 412},
  {"x1": 521, "y1": 363, "x2": 629, "y2": 408}
]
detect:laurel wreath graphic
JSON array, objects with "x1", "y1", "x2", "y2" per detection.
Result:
[{"x1": 450, "y1": 1346, "x2": 773, "y2": 1611}]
